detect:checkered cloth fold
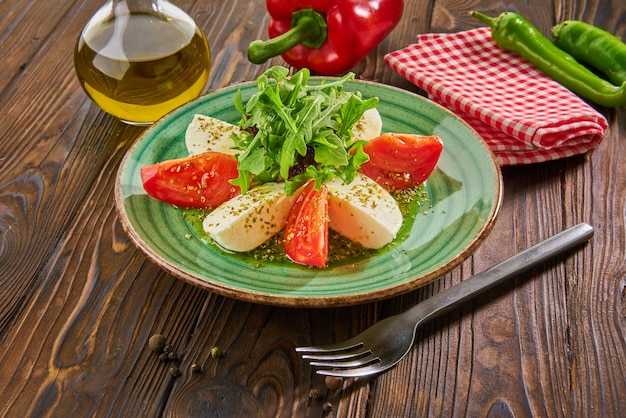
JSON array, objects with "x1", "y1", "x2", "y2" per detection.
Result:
[{"x1": 384, "y1": 27, "x2": 608, "y2": 166}]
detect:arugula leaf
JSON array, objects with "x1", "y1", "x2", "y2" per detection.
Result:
[
  {"x1": 230, "y1": 66, "x2": 378, "y2": 195},
  {"x1": 339, "y1": 95, "x2": 380, "y2": 139},
  {"x1": 313, "y1": 132, "x2": 346, "y2": 166}
]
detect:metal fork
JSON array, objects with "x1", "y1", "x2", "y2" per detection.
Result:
[{"x1": 296, "y1": 223, "x2": 594, "y2": 378}]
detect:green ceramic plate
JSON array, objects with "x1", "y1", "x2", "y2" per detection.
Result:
[{"x1": 115, "y1": 79, "x2": 502, "y2": 307}]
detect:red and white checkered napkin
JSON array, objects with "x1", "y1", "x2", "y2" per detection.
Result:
[{"x1": 384, "y1": 27, "x2": 608, "y2": 165}]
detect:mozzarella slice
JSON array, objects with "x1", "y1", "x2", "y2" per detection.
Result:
[
  {"x1": 351, "y1": 108, "x2": 383, "y2": 142},
  {"x1": 185, "y1": 114, "x2": 239, "y2": 156},
  {"x1": 326, "y1": 173, "x2": 402, "y2": 249},
  {"x1": 202, "y1": 182, "x2": 298, "y2": 252}
]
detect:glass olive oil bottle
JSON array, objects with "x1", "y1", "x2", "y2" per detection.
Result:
[{"x1": 74, "y1": 0, "x2": 211, "y2": 125}]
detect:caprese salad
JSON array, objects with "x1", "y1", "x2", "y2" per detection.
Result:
[{"x1": 140, "y1": 67, "x2": 443, "y2": 268}]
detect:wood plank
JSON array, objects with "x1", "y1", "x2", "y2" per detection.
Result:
[{"x1": 0, "y1": 0, "x2": 624, "y2": 416}]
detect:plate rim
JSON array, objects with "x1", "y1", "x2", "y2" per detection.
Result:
[{"x1": 114, "y1": 78, "x2": 503, "y2": 307}]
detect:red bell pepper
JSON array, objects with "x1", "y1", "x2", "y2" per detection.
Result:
[{"x1": 248, "y1": 0, "x2": 404, "y2": 75}]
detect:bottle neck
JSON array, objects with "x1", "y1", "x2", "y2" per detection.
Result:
[{"x1": 111, "y1": 0, "x2": 166, "y2": 15}]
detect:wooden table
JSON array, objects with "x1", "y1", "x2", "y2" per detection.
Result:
[{"x1": 1, "y1": 0, "x2": 624, "y2": 416}]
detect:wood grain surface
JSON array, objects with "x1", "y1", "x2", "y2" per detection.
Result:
[{"x1": 1, "y1": 0, "x2": 624, "y2": 417}]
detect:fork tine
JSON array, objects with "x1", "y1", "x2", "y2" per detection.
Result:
[
  {"x1": 300, "y1": 347, "x2": 370, "y2": 362},
  {"x1": 302, "y1": 348, "x2": 372, "y2": 362},
  {"x1": 315, "y1": 363, "x2": 385, "y2": 378},
  {"x1": 309, "y1": 353, "x2": 380, "y2": 369}
]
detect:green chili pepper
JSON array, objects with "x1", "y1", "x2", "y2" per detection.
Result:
[
  {"x1": 551, "y1": 20, "x2": 626, "y2": 86},
  {"x1": 471, "y1": 11, "x2": 626, "y2": 108}
]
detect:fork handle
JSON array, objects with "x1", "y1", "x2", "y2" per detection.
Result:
[{"x1": 411, "y1": 222, "x2": 594, "y2": 323}]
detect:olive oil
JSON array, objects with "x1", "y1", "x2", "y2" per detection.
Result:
[
  {"x1": 74, "y1": 8, "x2": 211, "y2": 125},
  {"x1": 181, "y1": 184, "x2": 430, "y2": 268}
]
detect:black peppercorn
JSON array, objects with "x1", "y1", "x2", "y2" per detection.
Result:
[
  {"x1": 169, "y1": 367, "x2": 181, "y2": 378},
  {"x1": 148, "y1": 334, "x2": 166, "y2": 352},
  {"x1": 325, "y1": 376, "x2": 343, "y2": 391}
]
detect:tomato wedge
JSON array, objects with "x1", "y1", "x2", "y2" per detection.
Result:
[
  {"x1": 140, "y1": 152, "x2": 240, "y2": 208},
  {"x1": 282, "y1": 181, "x2": 329, "y2": 268},
  {"x1": 360, "y1": 133, "x2": 443, "y2": 191}
]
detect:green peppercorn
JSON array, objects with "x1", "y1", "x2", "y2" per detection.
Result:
[
  {"x1": 210, "y1": 346, "x2": 223, "y2": 358},
  {"x1": 309, "y1": 388, "x2": 321, "y2": 400}
]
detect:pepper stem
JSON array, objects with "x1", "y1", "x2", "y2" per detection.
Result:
[
  {"x1": 550, "y1": 22, "x2": 565, "y2": 41},
  {"x1": 469, "y1": 11, "x2": 496, "y2": 27},
  {"x1": 248, "y1": 9, "x2": 327, "y2": 64}
]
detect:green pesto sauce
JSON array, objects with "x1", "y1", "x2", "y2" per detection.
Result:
[{"x1": 182, "y1": 185, "x2": 430, "y2": 269}]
